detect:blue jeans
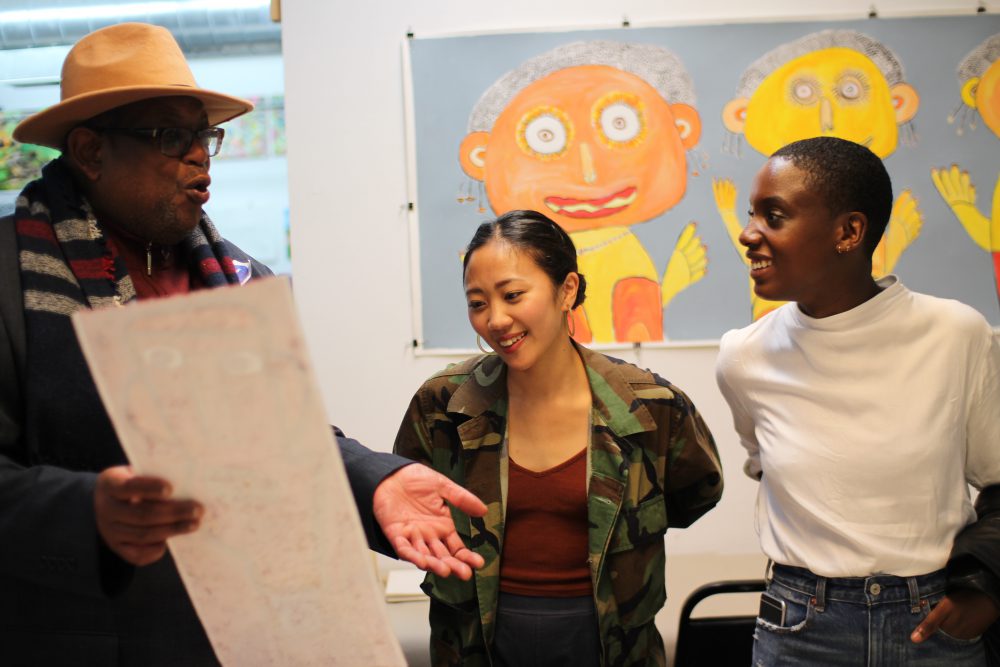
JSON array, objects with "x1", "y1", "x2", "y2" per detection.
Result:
[{"x1": 753, "y1": 564, "x2": 986, "y2": 666}]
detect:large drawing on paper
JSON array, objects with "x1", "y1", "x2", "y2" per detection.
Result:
[
  {"x1": 410, "y1": 16, "x2": 1000, "y2": 348},
  {"x1": 73, "y1": 278, "x2": 405, "y2": 667}
]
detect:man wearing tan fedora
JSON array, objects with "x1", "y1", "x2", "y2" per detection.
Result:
[{"x1": 0, "y1": 22, "x2": 485, "y2": 665}]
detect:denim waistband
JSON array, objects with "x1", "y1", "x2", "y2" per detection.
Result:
[{"x1": 769, "y1": 563, "x2": 947, "y2": 613}]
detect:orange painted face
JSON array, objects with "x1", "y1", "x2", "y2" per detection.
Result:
[{"x1": 462, "y1": 65, "x2": 701, "y2": 233}]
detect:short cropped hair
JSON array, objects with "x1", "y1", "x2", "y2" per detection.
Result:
[{"x1": 772, "y1": 137, "x2": 893, "y2": 253}]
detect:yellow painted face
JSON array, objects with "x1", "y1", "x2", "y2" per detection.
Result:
[
  {"x1": 975, "y1": 59, "x2": 1000, "y2": 138},
  {"x1": 743, "y1": 48, "x2": 900, "y2": 158},
  {"x1": 477, "y1": 65, "x2": 699, "y2": 233}
]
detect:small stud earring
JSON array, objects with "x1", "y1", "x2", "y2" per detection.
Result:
[{"x1": 836, "y1": 244, "x2": 849, "y2": 254}]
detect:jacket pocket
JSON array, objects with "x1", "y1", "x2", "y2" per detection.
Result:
[
  {"x1": 605, "y1": 496, "x2": 669, "y2": 629},
  {"x1": 422, "y1": 574, "x2": 483, "y2": 667},
  {"x1": 609, "y1": 495, "x2": 668, "y2": 553}
]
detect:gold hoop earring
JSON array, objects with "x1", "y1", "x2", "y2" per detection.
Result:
[
  {"x1": 566, "y1": 310, "x2": 576, "y2": 337},
  {"x1": 476, "y1": 335, "x2": 492, "y2": 354}
]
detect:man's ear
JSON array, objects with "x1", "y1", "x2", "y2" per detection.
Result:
[
  {"x1": 891, "y1": 83, "x2": 919, "y2": 124},
  {"x1": 459, "y1": 131, "x2": 489, "y2": 181},
  {"x1": 671, "y1": 104, "x2": 702, "y2": 149},
  {"x1": 64, "y1": 127, "x2": 104, "y2": 183},
  {"x1": 722, "y1": 97, "x2": 749, "y2": 135}
]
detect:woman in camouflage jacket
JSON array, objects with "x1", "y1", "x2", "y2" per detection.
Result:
[{"x1": 394, "y1": 210, "x2": 723, "y2": 666}]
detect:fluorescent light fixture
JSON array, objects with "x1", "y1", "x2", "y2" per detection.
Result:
[{"x1": 0, "y1": 0, "x2": 270, "y2": 25}]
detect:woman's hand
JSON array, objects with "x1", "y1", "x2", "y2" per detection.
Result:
[{"x1": 910, "y1": 590, "x2": 1000, "y2": 643}]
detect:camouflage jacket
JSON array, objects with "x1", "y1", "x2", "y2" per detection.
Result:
[{"x1": 393, "y1": 344, "x2": 723, "y2": 667}]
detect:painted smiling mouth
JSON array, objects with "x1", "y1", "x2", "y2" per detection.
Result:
[
  {"x1": 499, "y1": 332, "x2": 526, "y2": 348},
  {"x1": 544, "y1": 186, "x2": 636, "y2": 219}
]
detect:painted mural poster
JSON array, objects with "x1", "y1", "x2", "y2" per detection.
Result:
[
  {"x1": 409, "y1": 15, "x2": 1000, "y2": 348},
  {"x1": 932, "y1": 32, "x2": 1000, "y2": 304}
]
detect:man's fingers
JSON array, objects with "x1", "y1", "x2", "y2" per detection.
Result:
[
  {"x1": 99, "y1": 469, "x2": 172, "y2": 502},
  {"x1": 111, "y1": 518, "x2": 200, "y2": 544},
  {"x1": 392, "y1": 540, "x2": 428, "y2": 570},
  {"x1": 438, "y1": 556, "x2": 472, "y2": 581},
  {"x1": 443, "y1": 531, "x2": 485, "y2": 568},
  {"x1": 117, "y1": 477, "x2": 172, "y2": 500},
  {"x1": 115, "y1": 542, "x2": 169, "y2": 567},
  {"x1": 423, "y1": 555, "x2": 452, "y2": 579},
  {"x1": 438, "y1": 479, "x2": 487, "y2": 517},
  {"x1": 456, "y1": 547, "x2": 484, "y2": 569},
  {"x1": 427, "y1": 537, "x2": 452, "y2": 562},
  {"x1": 113, "y1": 498, "x2": 201, "y2": 523}
]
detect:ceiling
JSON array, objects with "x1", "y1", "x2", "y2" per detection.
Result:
[{"x1": 0, "y1": 0, "x2": 281, "y2": 56}]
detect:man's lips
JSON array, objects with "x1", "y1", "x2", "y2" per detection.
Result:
[
  {"x1": 544, "y1": 186, "x2": 636, "y2": 219},
  {"x1": 185, "y1": 174, "x2": 211, "y2": 205}
]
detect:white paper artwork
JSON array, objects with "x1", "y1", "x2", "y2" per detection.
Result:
[{"x1": 72, "y1": 277, "x2": 406, "y2": 667}]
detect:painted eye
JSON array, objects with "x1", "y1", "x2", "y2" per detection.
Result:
[
  {"x1": 143, "y1": 346, "x2": 182, "y2": 369},
  {"x1": 523, "y1": 113, "x2": 568, "y2": 155},
  {"x1": 227, "y1": 351, "x2": 263, "y2": 375},
  {"x1": 599, "y1": 102, "x2": 641, "y2": 143},
  {"x1": 838, "y1": 75, "x2": 865, "y2": 101},
  {"x1": 791, "y1": 79, "x2": 818, "y2": 104}
]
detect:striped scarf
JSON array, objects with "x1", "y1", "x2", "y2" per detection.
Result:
[
  {"x1": 12, "y1": 157, "x2": 242, "y2": 470},
  {"x1": 16, "y1": 157, "x2": 242, "y2": 316}
]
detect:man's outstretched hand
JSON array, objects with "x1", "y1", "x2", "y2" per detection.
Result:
[{"x1": 373, "y1": 464, "x2": 486, "y2": 580}]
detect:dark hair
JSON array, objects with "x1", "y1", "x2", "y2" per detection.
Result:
[
  {"x1": 772, "y1": 137, "x2": 893, "y2": 253},
  {"x1": 462, "y1": 209, "x2": 587, "y2": 309}
]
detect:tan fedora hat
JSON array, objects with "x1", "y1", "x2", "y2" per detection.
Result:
[{"x1": 14, "y1": 22, "x2": 254, "y2": 149}]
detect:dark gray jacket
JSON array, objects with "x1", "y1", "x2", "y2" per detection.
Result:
[{"x1": 0, "y1": 214, "x2": 407, "y2": 665}]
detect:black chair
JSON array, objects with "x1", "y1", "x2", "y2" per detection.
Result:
[{"x1": 674, "y1": 579, "x2": 766, "y2": 667}]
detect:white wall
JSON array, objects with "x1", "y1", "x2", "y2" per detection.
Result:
[{"x1": 281, "y1": 0, "x2": 992, "y2": 560}]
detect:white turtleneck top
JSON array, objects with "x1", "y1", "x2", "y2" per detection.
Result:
[{"x1": 716, "y1": 276, "x2": 1000, "y2": 577}]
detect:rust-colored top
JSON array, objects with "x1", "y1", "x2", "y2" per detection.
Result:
[{"x1": 499, "y1": 447, "x2": 593, "y2": 597}]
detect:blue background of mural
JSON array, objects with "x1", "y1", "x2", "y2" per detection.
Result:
[{"x1": 410, "y1": 15, "x2": 1000, "y2": 348}]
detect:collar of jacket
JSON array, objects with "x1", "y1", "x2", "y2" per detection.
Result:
[{"x1": 445, "y1": 341, "x2": 657, "y2": 437}]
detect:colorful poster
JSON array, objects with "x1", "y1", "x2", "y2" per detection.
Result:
[{"x1": 409, "y1": 15, "x2": 1000, "y2": 348}]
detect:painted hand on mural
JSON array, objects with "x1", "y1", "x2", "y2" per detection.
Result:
[
  {"x1": 934, "y1": 33, "x2": 1000, "y2": 306},
  {"x1": 458, "y1": 42, "x2": 706, "y2": 343},
  {"x1": 932, "y1": 166, "x2": 999, "y2": 253},
  {"x1": 661, "y1": 222, "x2": 707, "y2": 310},
  {"x1": 716, "y1": 29, "x2": 924, "y2": 321},
  {"x1": 871, "y1": 189, "x2": 923, "y2": 278},
  {"x1": 712, "y1": 177, "x2": 786, "y2": 321}
]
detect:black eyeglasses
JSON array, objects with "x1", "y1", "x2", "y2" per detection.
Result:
[{"x1": 93, "y1": 126, "x2": 225, "y2": 158}]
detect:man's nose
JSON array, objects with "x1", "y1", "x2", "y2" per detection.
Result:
[{"x1": 183, "y1": 136, "x2": 210, "y2": 168}]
